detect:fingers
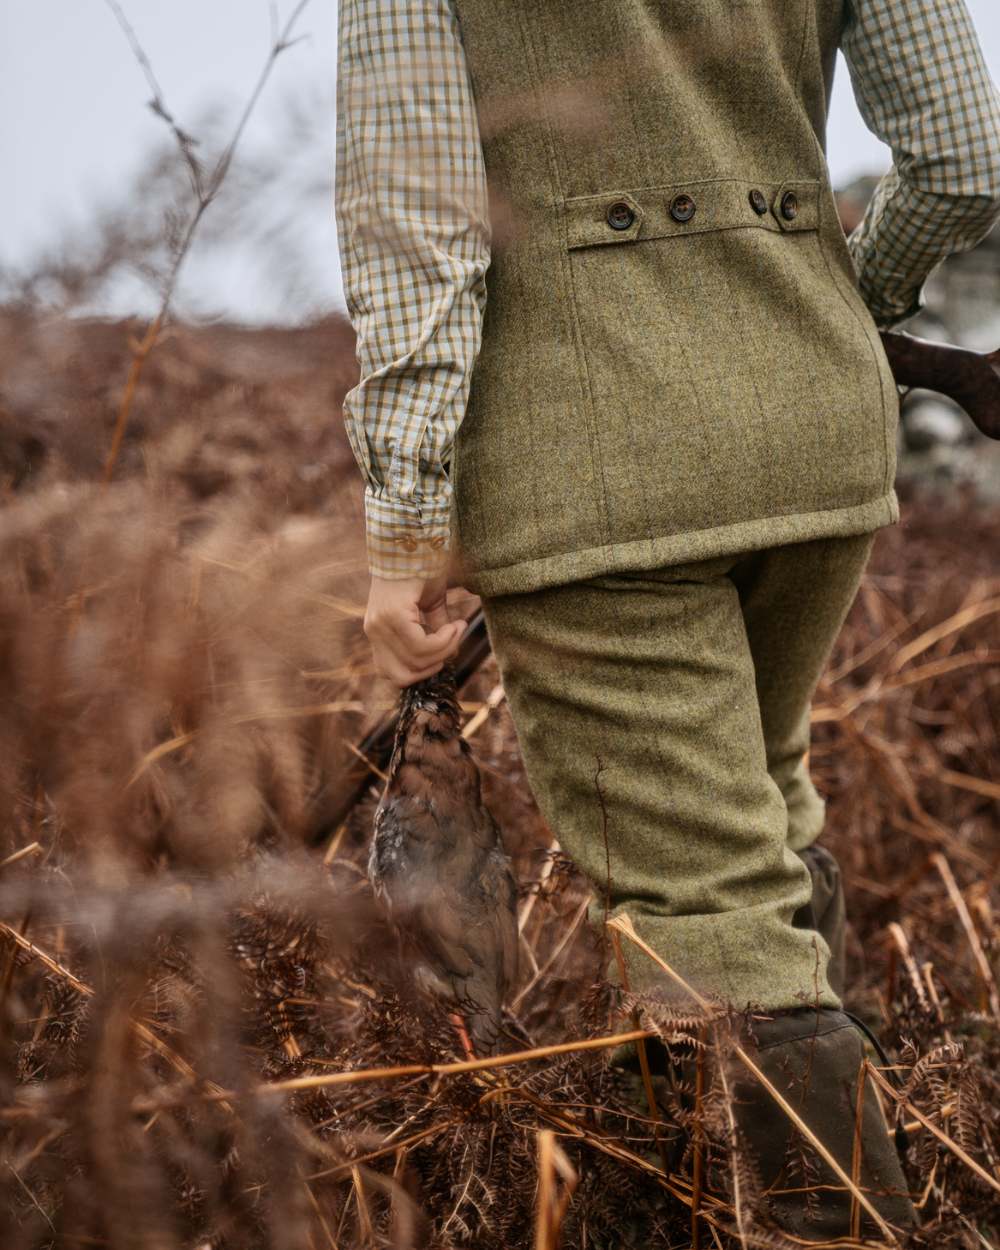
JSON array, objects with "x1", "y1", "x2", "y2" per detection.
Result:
[
  {"x1": 371, "y1": 615, "x2": 460, "y2": 687},
  {"x1": 364, "y1": 575, "x2": 465, "y2": 689},
  {"x1": 371, "y1": 646, "x2": 449, "y2": 689},
  {"x1": 419, "y1": 575, "x2": 452, "y2": 633},
  {"x1": 423, "y1": 600, "x2": 451, "y2": 633},
  {"x1": 370, "y1": 626, "x2": 462, "y2": 688},
  {"x1": 386, "y1": 612, "x2": 459, "y2": 662}
]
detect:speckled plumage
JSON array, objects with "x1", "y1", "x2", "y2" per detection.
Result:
[{"x1": 369, "y1": 661, "x2": 518, "y2": 1054}]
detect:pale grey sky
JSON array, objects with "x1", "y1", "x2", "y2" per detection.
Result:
[{"x1": 3, "y1": 0, "x2": 999, "y2": 322}]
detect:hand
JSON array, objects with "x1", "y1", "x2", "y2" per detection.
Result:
[{"x1": 364, "y1": 573, "x2": 466, "y2": 689}]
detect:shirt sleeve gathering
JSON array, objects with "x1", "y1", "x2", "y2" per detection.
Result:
[
  {"x1": 335, "y1": 0, "x2": 1000, "y2": 583},
  {"x1": 334, "y1": 0, "x2": 491, "y2": 580},
  {"x1": 839, "y1": 0, "x2": 1000, "y2": 330}
]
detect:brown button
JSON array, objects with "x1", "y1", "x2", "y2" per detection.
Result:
[
  {"x1": 669, "y1": 193, "x2": 696, "y2": 223},
  {"x1": 780, "y1": 191, "x2": 799, "y2": 220},
  {"x1": 606, "y1": 200, "x2": 636, "y2": 231},
  {"x1": 748, "y1": 188, "x2": 768, "y2": 216}
]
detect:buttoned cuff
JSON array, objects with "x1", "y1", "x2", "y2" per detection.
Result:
[
  {"x1": 844, "y1": 234, "x2": 925, "y2": 331},
  {"x1": 364, "y1": 487, "x2": 453, "y2": 581}
]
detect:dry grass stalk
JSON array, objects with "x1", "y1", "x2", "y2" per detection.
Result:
[
  {"x1": 128, "y1": 1026, "x2": 654, "y2": 1113},
  {"x1": 533, "y1": 1129, "x2": 578, "y2": 1250},
  {"x1": 865, "y1": 1063, "x2": 1000, "y2": 1196},
  {"x1": 850, "y1": 1057, "x2": 868, "y2": 1241},
  {"x1": 889, "y1": 922, "x2": 931, "y2": 1013},
  {"x1": 607, "y1": 914, "x2": 899, "y2": 1243},
  {"x1": 930, "y1": 853, "x2": 1000, "y2": 1017},
  {"x1": 1, "y1": 285, "x2": 998, "y2": 1244}
]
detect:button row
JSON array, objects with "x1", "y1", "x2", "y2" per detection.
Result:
[{"x1": 605, "y1": 187, "x2": 800, "y2": 232}]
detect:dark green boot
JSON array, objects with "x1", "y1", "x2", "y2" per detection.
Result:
[
  {"x1": 793, "y1": 842, "x2": 847, "y2": 997},
  {"x1": 732, "y1": 1007, "x2": 918, "y2": 1242}
]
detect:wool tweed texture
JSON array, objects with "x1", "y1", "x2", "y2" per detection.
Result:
[
  {"x1": 481, "y1": 532, "x2": 876, "y2": 1010},
  {"x1": 449, "y1": 0, "x2": 899, "y2": 596}
]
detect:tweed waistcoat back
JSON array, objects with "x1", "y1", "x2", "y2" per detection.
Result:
[{"x1": 448, "y1": 0, "x2": 899, "y2": 596}]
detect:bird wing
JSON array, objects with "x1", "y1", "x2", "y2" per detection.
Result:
[
  {"x1": 408, "y1": 892, "x2": 478, "y2": 984},
  {"x1": 487, "y1": 848, "x2": 521, "y2": 998}
]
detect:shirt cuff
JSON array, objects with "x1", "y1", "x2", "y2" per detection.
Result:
[
  {"x1": 864, "y1": 286, "x2": 927, "y2": 333},
  {"x1": 871, "y1": 297, "x2": 926, "y2": 333},
  {"x1": 844, "y1": 230, "x2": 927, "y2": 331},
  {"x1": 363, "y1": 487, "x2": 453, "y2": 581}
]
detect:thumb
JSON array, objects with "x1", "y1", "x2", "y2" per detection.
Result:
[
  {"x1": 430, "y1": 614, "x2": 466, "y2": 652},
  {"x1": 424, "y1": 603, "x2": 465, "y2": 652},
  {"x1": 423, "y1": 600, "x2": 452, "y2": 633}
]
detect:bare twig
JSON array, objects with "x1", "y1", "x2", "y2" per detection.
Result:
[
  {"x1": 931, "y1": 853, "x2": 1000, "y2": 1018},
  {"x1": 607, "y1": 914, "x2": 900, "y2": 1243},
  {"x1": 100, "y1": 0, "x2": 310, "y2": 481},
  {"x1": 865, "y1": 1062, "x2": 1000, "y2": 1195}
]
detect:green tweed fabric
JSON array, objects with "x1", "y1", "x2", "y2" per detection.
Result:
[
  {"x1": 449, "y1": 0, "x2": 899, "y2": 596},
  {"x1": 480, "y1": 532, "x2": 876, "y2": 1011},
  {"x1": 334, "y1": 0, "x2": 1000, "y2": 580}
]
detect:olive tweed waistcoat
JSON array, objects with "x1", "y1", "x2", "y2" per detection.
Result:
[{"x1": 449, "y1": 0, "x2": 899, "y2": 596}]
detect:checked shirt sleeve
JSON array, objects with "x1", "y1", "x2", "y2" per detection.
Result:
[
  {"x1": 334, "y1": 0, "x2": 491, "y2": 580},
  {"x1": 839, "y1": 0, "x2": 1000, "y2": 330}
]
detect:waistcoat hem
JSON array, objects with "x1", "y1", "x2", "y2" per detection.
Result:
[{"x1": 461, "y1": 491, "x2": 898, "y2": 598}]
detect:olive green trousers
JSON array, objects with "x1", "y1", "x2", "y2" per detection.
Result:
[{"x1": 480, "y1": 532, "x2": 876, "y2": 1012}]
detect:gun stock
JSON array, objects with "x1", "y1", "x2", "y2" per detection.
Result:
[{"x1": 879, "y1": 331, "x2": 1000, "y2": 440}]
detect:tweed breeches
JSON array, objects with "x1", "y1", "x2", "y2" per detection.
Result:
[{"x1": 480, "y1": 532, "x2": 875, "y2": 1012}]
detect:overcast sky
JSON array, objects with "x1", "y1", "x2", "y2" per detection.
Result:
[{"x1": 3, "y1": 0, "x2": 999, "y2": 321}]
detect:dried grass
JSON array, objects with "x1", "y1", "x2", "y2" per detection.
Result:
[{"x1": 0, "y1": 308, "x2": 998, "y2": 1248}]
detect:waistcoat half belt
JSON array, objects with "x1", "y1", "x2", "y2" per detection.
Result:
[{"x1": 448, "y1": 0, "x2": 899, "y2": 596}]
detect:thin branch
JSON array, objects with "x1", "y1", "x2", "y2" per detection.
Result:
[
  {"x1": 99, "y1": 0, "x2": 311, "y2": 482},
  {"x1": 606, "y1": 913, "x2": 901, "y2": 1244},
  {"x1": 101, "y1": 0, "x2": 203, "y2": 198},
  {"x1": 126, "y1": 1028, "x2": 654, "y2": 1114}
]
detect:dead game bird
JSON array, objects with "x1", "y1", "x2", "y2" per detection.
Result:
[{"x1": 369, "y1": 659, "x2": 518, "y2": 1057}]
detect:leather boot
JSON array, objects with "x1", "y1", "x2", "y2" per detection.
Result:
[
  {"x1": 732, "y1": 1007, "x2": 918, "y2": 1241},
  {"x1": 612, "y1": 1007, "x2": 917, "y2": 1242},
  {"x1": 793, "y1": 842, "x2": 847, "y2": 997}
]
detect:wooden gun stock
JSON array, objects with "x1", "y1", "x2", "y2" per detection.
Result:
[{"x1": 879, "y1": 331, "x2": 1000, "y2": 440}]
